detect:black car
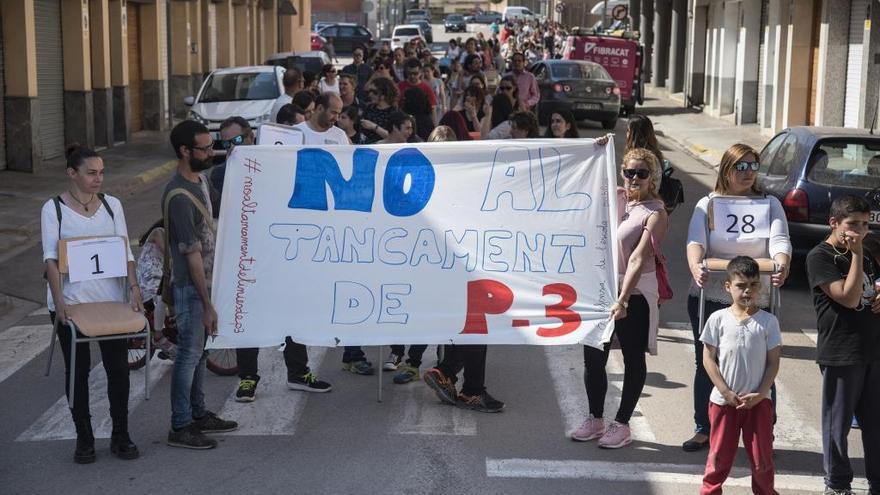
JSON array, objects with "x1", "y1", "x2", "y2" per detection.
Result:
[
  {"x1": 317, "y1": 23, "x2": 374, "y2": 53},
  {"x1": 444, "y1": 14, "x2": 466, "y2": 33},
  {"x1": 472, "y1": 12, "x2": 502, "y2": 24},
  {"x1": 756, "y1": 126, "x2": 880, "y2": 258},
  {"x1": 530, "y1": 60, "x2": 621, "y2": 129},
  {"x1": 412, "y1": 20, "x2": 433, "y2": 44}
]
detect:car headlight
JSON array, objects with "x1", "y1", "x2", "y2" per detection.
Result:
[{"x1": 188, "y1": 111, "x2": 207, "y2": 125}]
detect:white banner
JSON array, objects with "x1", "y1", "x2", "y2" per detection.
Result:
[{"x1": 208, "y1": 139, "x2": 619, "y2": 349}]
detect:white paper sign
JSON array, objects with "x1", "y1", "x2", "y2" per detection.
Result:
[
  {"x1": 208, "y1": 139, "x2": 620, "y2": 350},
  {"x1": 712, "y1": 198, "x2": 772, "y2": 240},
  {"x1": 67, "y1": 237, "x2": 128, "y2": 283},
  {"x1": 256, "y1": 123, "x2": 304, "y2": 146}
]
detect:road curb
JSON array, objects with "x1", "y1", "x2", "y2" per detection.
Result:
[{"x1": 655, "y1": 130, "x2": 722, "y2": 173}]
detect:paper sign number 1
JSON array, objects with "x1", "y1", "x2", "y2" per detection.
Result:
[
  {"x1": 726, "y1": 214, "x2": 756, "y2": 234},
  {"x1": 90, "y1": 254, "x2": 105, "y2": 275}
]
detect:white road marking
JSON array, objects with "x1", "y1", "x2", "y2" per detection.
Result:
[
  {"x1": 218, "y1": 346, "x2": 327, "y2": 436},
  {"x1": 485, "y1": 458, "x2": 870, "y2": 491},
  {"x1": 545, "y1": 345, "x2": 656, "y2": 443},
  {"x1": 0, "y1": 324, "x2": 53, "y2": 384},
  {"x1": 16, "y1": 357, "x2": 172, "y2": 441},
  {"x1": 28, "y1": 307, "x2": 50, "y2": 317},
  {"x1": 393, "y1": 346, "x2": 477, "y2": 436},
  {"x1": 801, "y1": 328, "x2": 818, "y2": 345}
]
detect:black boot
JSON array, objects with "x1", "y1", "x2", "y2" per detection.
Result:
[
  {"x1": 110, "y1": 415, "x2": 140, "y2": 460},
  {"x1": 72, "y1": 415, "x2": 96, "y2": 464}
]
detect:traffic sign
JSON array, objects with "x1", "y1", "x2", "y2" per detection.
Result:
[
  {"x1": 612, "y1": 4, "x2": 628, "y2": 20},
  {"x1": 555, "y1": 2, "x2": 565, "y2": 12}
]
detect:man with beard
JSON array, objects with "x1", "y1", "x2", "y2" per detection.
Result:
[
  {"x1": 163, "y1": 120, "x2": 238, "y2": 449},
  {"x1": 209, "y1": 116, "x2": 254, "y2": 193},
  {"x1": 293, "y1": 92, "x2": 350, "y2": 145}
]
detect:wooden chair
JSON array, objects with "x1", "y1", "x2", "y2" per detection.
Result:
[{"x1": 44, "y1": 236, "x2": 150, "y2": 407}]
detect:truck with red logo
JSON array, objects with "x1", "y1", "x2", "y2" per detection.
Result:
[{"x1": 563, "y1": 29, "x2": 644, "y2": 115}]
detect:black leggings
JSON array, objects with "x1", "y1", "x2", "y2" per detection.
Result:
[
  {"x1": 582, "y1": 294, "x2": 649, "y2": 425},
  {"x1": 438, "y1": 344, "x2": 487, "y2": 396},
  {"x1": 51, "y1": 312, "x2": 130, "y2": 423}
]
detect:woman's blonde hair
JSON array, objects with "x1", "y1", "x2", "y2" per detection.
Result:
[
  {"x1": 715, "y1": 143, "x2": 762, "y2": 195},
  {"x1": 622, "y1": 147, "x2": 661, "y2": 200},
  {"x1": 428, "y1": 125, "x2": 457, "y2": 142}
]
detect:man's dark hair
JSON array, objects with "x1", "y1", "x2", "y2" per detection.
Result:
[
  {"x1": 219, "y1": 116, "x2": 251, "y2": 133},
  {"x1": 511, "y1": 51, "x2": 526, "y2": 61},
  {"x1": 830, "y1": 195, "x2": 871, "y2": 221},
  {"x1": 292, "y1": 90, "x2": 314, "y2": 110},
  {"x1": 388, "y1": 110, "x2": 412, "y2": 132},
  {"x1": 510, "y1": 111, "x2": 539, "y2": 138},
  {"x1": 726, "y1": 256, "x2": 760, "y2": 281},
  {"x1": 314, "y1": 91, "x2": 338, "y2": 110},
  {"x1": 338, "y1": 73, "x2": 356, "y2": 85},
  {"x1": 282, "y1": 67, "x2": 302, "y2": 89},
  {"x1": 276, "y1": 104, "x2": 304, "y2": 125},
  {"x1": 170, "y1": 120, "x2": 209, "y2": 158},
  {"x1": 404, "y1": 58, "x2": 422, "y2": 71}
]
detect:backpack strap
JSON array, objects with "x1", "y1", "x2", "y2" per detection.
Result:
[
  {"x1": 161, "y1": 187, "x2": 215, "y2": 288},
  {"x1": 97, "y1": 192, "x2": 114, "y2": 220},
  {"x1": 52, "y1": 196, "x2": 62, "y2": 240}
]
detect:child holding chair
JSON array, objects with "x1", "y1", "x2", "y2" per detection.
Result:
[{"x1": 700, "y1": 256, "x2": 782, "y2": 495}]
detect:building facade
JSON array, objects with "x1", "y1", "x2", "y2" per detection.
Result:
[{"x1": 0, "y1": 0, "x2": 313, "y2": 174}]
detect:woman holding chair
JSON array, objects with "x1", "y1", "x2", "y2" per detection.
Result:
[
  {"x1": 41, "y1": 145, "x2": 142, "y2": 463},
  {"x1": 682, "y1": 143, "x2": 791, "y2": 452}
]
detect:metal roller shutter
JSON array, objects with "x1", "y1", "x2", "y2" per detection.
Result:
[
  {"x1": 0, "y1": 15, "x2": 6, "y2": 170},
  {"x1": 128, "y1": 3, "x2": 143, "y2": 132},
  {"x1": 756, "y1": 0, "x2": 768, "y2": 127},
  {"x1": 35, "y1": 0, "x2": 65, "y2": 160},
  {"x1": 161, "y1": 0, "x2": 169, "y2": 126},
  {"x1": 208, "y1": 2, "x2": 217, "y2": 71},
  {"x1": 844, "y1": 0, "x2": 867, "y2": 128}
]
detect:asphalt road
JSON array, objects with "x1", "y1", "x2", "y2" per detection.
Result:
[{"x1": 0, "y1": 24, "x2": 870, "y2": 495}]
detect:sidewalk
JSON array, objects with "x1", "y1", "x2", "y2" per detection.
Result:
[
  {"x1": 638, "y1": 87, "x2": 770, "y2": 169},
  {"x1": 0, "y1": 131, "x2": 176, "y2": 267}
]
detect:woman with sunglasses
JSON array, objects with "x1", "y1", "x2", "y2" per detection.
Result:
[
  {"x1": 361, "y1": 77, "x2": 398, "y2": 143},
  {"x1": 682, "y1": 143, "x2": 791, "y2": 453},
  {"x1": 370, "y1": 59, "x2": 398, "y2": 83},
  {"x1": 318, "y1": 64, "x2": 340, "y2": 95},
  {"x1": 570, "y1": 148, "x2": 668, "y2": 449},
  {"x1": 544, "y1": 110, "x2": 579, "y2": 138}
]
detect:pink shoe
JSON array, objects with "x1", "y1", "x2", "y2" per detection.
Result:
[
  {"x1": 598, "y1": 421, "x2": 632, "y2": 449},
  {"x1": 570, "y1": 415, "x2": 606, "y2": 442}
]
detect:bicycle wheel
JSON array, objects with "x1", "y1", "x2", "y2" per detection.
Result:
[
  {"x1": 206, "y1": 348, "x2": 239, "y2": 376},
  {"x1": 127, "y1": 337, "x2": 155, "y2": 370}
]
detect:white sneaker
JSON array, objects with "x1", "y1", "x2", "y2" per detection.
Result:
[{"x1": 383, "y1": 352, "x2": 403, "y2": 371}]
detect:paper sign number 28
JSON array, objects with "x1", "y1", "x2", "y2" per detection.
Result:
[{"x1": 726, "y1": 214, "x2": 757, "y2": 234}]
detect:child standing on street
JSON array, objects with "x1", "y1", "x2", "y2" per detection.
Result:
[
  {"x1": 806, "y1": 195, "x2": 880, "y2": 495},
  {"x1": 700, "y1": 256, "x2": 782, "y2": 495}
]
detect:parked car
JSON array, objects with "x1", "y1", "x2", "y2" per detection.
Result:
[
  {"x1": 502, "y1": 6, "x2": 536, "y2": 22},
  {"x1": 412, "y1": 20, "x2": 433, "y2": 43},
  {"x1": 313, "y1": 21, "x2": 334, "y2": 32},
  {"x1": 316, "y1": 23, "x2": 374, "y2": 53},
  {"x1": 311, "y1": 33, "x2": 325, "y2": 51},
  {"x1": 184, "y1": 66, "x2": 285, "y2": 141},
  {"x1": 530, "y1": 60, "x2": 621, "y2": 129},
  {"x1": 472, "y1": 11, "x2": 502, "y2": 24},
  {"x1": 405, "y1": 8, "x2": 430, "y2": 23},
  {"x1": 444, "y1": 14, "x2": 466, "y2": 32},
  {"x1": 391, "y1": 24, "x2": 424, "y2": 50},
  {"x1": 265, "y1": 51, "x2": 332, "y2": 77},
  {"x1": 757, "y1": 126, "x2": 880, "y2": 257}
]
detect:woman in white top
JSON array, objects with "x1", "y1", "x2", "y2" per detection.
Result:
[
  {"x1": 317, "y1": 64, "x2": 340, "y2": 95},
  {"x1": 41, "y1": 145, "x2": 142, "y2": 464},
  {"x1": 681, "y1": 143, "x2": 791, "y2": 453}
]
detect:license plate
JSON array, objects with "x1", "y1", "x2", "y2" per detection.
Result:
[
  {"x1": 576, "y1": 103, "x2": 601, "y2": 110},
  {"x1": 871, "y1": 210, "x2": 880, "y2": 225}
]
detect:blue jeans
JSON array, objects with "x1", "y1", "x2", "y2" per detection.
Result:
[{"x1": 171, "y1": 284, "x2": 208, "y2": 430}]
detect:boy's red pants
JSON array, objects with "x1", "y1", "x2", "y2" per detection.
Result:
[{"x1": 701, "y1": 399, "x2": 778, "y2": 495}]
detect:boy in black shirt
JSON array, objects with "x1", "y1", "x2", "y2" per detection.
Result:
[{"x1": 806, "y1": 195, "x2": 880, "y2": 495}]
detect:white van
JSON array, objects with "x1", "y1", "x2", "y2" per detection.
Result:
[{"x1": 502, "y1": 6, "x2": 536, "y2": 22}]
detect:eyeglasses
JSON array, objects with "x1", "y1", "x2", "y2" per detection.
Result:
[
  {"x1": 622, "y1": 168, "x2": 651, "y2": 180},
  {"x1": 498, "y1": 85, "x2": 514, "y2": 91},
  {"x1": 327, "y1": 69, "x2": 337, "y2": 74},
  {"x1": 735, "y1": 161, "x2": 760, "y2": 172},
  {"x1": 189, "y1": 142, "x2": 214, "y2": 153},
  {"x1": 219, "y1": 133, "x2": 247, "y2": 150},
  {"x1": 354, "y1": 52, "x2": 364, "y2": 57}
]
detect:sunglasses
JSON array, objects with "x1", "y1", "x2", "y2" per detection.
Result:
[
  {"x1": 622, "y1": 168, "x2": 651, "y2": 180},
  {"x1": 735, "y1": 161, "x2": 760, "y2": 172},
  {"x1": 366, "y1": 89, "x2": 378, "y2": 95},
  {"x1": 219, "y1": 134, "x2": 247, "y2": 150}
]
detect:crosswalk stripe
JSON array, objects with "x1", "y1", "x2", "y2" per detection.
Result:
[
  {"x1": 484, "y1": 458, "x2": 870, "y2": 491},
  {"x1": 801, "y1": 328, "x2": 818, "y2": 345},
  {"x1": 0, "y1": 324, "x2": 53, "y2": 384},
  {"x1": 394, "y1": 346, "x2": 477, "y2": 436},
  {"x1": 545, "y1": 344, "x2": 656, "y2": 443},
  {"x1": 28, "y1": 307, "x2": 50, "y2": 317},
  {"x1": 16, "y1": 357, "x2": 173, "y2": 441},
  {"x1": 217, "y1": 346, "x2": 327, "y2": 436}
]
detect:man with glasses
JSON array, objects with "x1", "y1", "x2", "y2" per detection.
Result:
[
  {"x1": 504, "y1": 52, "x2": 540, "y2": 110},
  {"x1": 397, "y1": 59, "x2": 437, "y2": 126},
  {"x1": 338, "y1": 74, "x2": 361, "y2": 109},
  {"x1": 341, "y1": 47, "x2": 372, "y2": 100},
  {"x1": 271, "y1": 67, "x2": 304, "y2": 122},
  {"x1": 163, "y1": 121, "x2": 238, "y2": 449},
  {"x1": 209, "y1": 116, "x2": 253, "y2": 194}
]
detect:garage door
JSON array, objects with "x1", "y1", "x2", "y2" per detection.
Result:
[
  {"x1": 756, "y1": 0, "x2": 768, "y2": 127},
  {"x1": 35, "y1": 0, "x2": 65, "y2": 160},
  {"x1": 844, "y1": 0, "x2": 867, "y2": 128},
  {"x1": 0, "y1": 14, "x2": 6, "y2": 171},
  {"x1": 128, "y1": 3, "x2": 142, "y2": 132}
]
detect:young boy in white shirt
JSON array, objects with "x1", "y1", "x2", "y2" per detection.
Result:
[{"x1": 700, "y1": 256, "x2": 782, "y2": 495}]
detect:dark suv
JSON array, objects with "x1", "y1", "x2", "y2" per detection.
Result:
[
  {"x1": 445, "y1": 14, "x2": 466, "y2": 32},
  {"x1": 316, "y1": 23, "x2": 374, "y2": 53}
]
